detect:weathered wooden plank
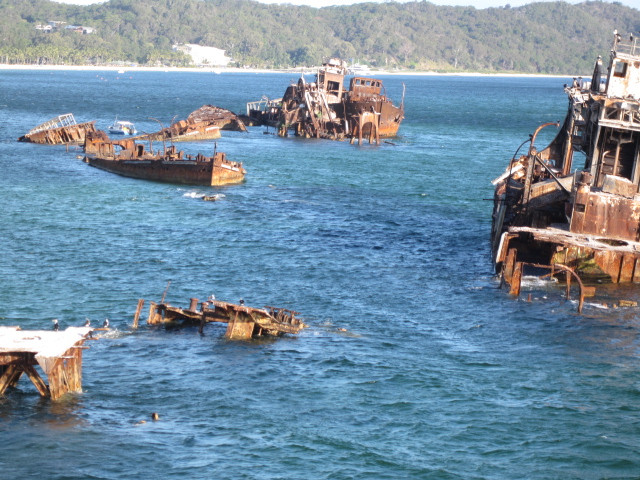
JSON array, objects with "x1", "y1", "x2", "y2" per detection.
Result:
[
  {"x1": 133, "y1": 298, "x2": 145, "y2": 329},
  {"x1": 23, "y1": 364, "x2": 50, "y2": 398},
  {"x1": 503, "y1": 248, "x2": 517, "y2": 284},
  {"x1": 634, "y1": 257, "x2": 640, "y2": 283},
  {"x1": 0, "y1": 365, "x2": 22, "y2": 395},
  {"x1": 619, "y1": 254, "x2": 636, "y2": 283},
  {"x1": 147, "y1": 301, "x2": 160, "y2": 325},
  {"x1": 509, "y1": 262, "x2": 523, "y2": 297}
]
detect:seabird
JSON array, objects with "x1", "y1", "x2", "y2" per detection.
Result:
[
  {"x1": 103, "y1": 319, "x2": 109, "y2": 328},
  {"x1": 239, "y1": 298, "x2": 245, "y2": 306},
  {"x1": 52, "y1": 318, "x2": 59, "y2": 331},
  {"x1": 84, "y1": 319, "x2": 91, "y2": 327}
]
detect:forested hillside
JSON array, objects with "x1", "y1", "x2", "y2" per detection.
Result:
[{"x1": 0, "y1": 0, "x2": 638, "y2": 73}]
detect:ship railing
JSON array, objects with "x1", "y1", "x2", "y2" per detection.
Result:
[
  {"x1": 614, "y1": 39, "x2": 640, "y2": 58},
  {"x1": 246, "y1": 96, "x2": 281, "y2": 116},
  {"x1": 599, "y1": 100, "x2": 640, "y2": 132},
  {"x1": 27, "y1": 113, "x2": 77, "y2": 135}
]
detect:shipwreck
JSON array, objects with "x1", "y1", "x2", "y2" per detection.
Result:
[
  {"x1": 83, "y1": 130, "x2": 246, "y2": 186},
  {"x1": 143, "y1": 296, "x2": 306, "y2": 340},
  {"x1": 492, "y1": 31, "x2": 640, "y2": 297},
  {"x1": 132, "y1": 105, "x2": 246, "y2": 143},
  {"x1": 0, "y1": 325, "x2": 100, "y2": 401},
  {"x1": 18, "y1": 113, "x2": 96, "y2": 145},
  {"x1": 186, "y1": 105, "x2": 247, "y2": 132},
  {"x1": 246, "y1": 59, "x2": 404, "y2": 144}
]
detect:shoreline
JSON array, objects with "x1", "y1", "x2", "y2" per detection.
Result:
[{"x1": 0, "y1": 63, "x2": 573, "y2": 78}]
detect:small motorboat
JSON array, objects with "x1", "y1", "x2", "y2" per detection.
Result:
[{"x1": 108, "y1": 118, "x2": 137, "y2": 135}]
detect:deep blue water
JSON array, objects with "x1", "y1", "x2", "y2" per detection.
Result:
[{"x1": 1, "y1": 69, "x2": 639, "y2": 479}]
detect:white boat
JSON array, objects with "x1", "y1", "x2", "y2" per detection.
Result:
[
  {"x1": 108, "y1": 118, "x2": 137, "y2": 135},
  {"x1": 348, "y1": 63, "x2": 371, "y2": 75}
]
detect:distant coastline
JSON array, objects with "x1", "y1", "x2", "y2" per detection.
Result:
[{"x1": 0, "y1": 63, "x2": 573, "y2": 78}]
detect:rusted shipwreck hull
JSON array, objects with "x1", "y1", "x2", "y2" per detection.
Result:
[
  {"x1": 18, "y1": 113, "x2": 96, "y2": 145},
  {"x1": 83, "y1": 131, "x2": 245, "y2": 186},
  {"x1": 244, "y1": 96, "x2": 282, "y2": 127},
  {"x1": 132, "y1": 119, "x2": 222, "y2": 143},
  {"x1": 0, "y1": 326, "x2": 98, "y2": 401},
  {"x1": 247, "y1": 59, "x2": 404, "y2": 144},
  {"x1": 146, "y1": 296, "x2": 306, "y2": 340},
  {"x1": 132, "y1": 105, "x2": 245, "y2": 143},
  {"x1": 492, "y1": 32, "x2": 640, "y2": 290},
  {"x1": 187, "y1": 105, "x2": 247, "y2": 132}
]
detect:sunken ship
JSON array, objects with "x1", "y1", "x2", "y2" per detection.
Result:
[
  {"x1": 247, "y1": 59, "x2": 404, "y2": 144},
  {"x1": 83, "y1": 131, "x2": 245, "y2": 186},
  {"x1": 18, "y1": 113, "x2": 96, "y2": 145},
  {"x1": 131, "y1": 105, "x2": 246, "y2": 144},
  {"x1": 492, "y1": 32, "x2": 640, "y2": 287}
]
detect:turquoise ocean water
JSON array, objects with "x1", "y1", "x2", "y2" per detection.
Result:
[{"x1": 0, "y1": 69, "x2": 639, "y2": 479}]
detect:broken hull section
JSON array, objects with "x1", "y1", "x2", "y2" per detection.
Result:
[
  {"x1": 492, "y1": 33, "x2": 640, "y2": 291},
  {"x1": 145, "y1": 297, "x2": 306, "y2": 340},
  {"x1": 186, "y1": 104, "x2": 247, "y2": 132},
  {"x1": 132, "y1": 123, "x2": 221, "y2": 143},
  {"x1": 83, "y1": 131, "x2": 245, "y2": 186},
  {"x1": 84, "y1": 155, "x2": 245, "y2": 186},
  {"x1": 131, "y1": 105, "x2": 244, "y2": 143},
  {"x1": 496, "y1": 227, "x2": 640, "y2": 285},
  {"x1": 344, "y1": 99, "x2": 403, "y2": 139},
  {"x1": 18, "y1": 113, "x2": 96, "y2": 145},
  {"x1": 0, "y1": 326, "x2": 97, "y2": 401},
  {"x1": 248, "y1": 59, "x2": 404, "y2": 144}
]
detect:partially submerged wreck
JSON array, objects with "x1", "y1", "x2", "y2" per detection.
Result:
[
  {"x1": 247, "y1": 59, "x2": 404, "y2": 144},
  {"x1": 18, "y1": 113, "x2": 96, "y2": 145},
  {"x1": 132, "y1": 105, "x2": 245, "y2": 143},
  {"x1": 492, "y1": 32, "x2": 640, "y2": 295},
  {"x1": 186, "y1": 105, "x2": 247, "y2": 132},
  {"x1": 145, "y1": 296, "x2": 306, "y2": 340},
  {"x1": 0, "y1": 326, "x2": 98, "y2": 401},
  {"x1": 132, "y1": 117, "x2": 221, "y2": 143},
  {"x1": 83, "y1": 130, "x2": 245, "y2": 186}
]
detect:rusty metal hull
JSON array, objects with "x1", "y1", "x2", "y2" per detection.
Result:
[
  {"x1": 131, "y1": 105, "x2": 245, "y2": 143},
  {"x1": 84, "y1": 155, "x2": 245, "y2": 186},
  {"x1": 134, "y1": 125, "x2": 222, "y2": 143},
  {"x1": 18, "y1": 121, "x2": 96, "y2": 145},
  {"x1": 496, "y1": 227, "x2": 640, "y2": 284},
  {"x1": 344, "y1": 100, "x2": 403, "y2": 138},
  {"x1": 145, "y1": 297, "x2": 306, "y2": 340},
  {"x1": 492, "y1": 33, "x2": 640, "y2": 288},
  {"x1": 83, "y1": 131, "x2": 245, "y2": 186},
  {"x1": 186, "y1": 105, "x2": 247, "y2": 132},
  {"x1": 248, "y1": 60, "x2": 404, "y2": 144}
]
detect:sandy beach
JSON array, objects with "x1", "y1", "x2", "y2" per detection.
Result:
[{"x1": 0, "y1": 63, "x2": 573, "y2": 78}]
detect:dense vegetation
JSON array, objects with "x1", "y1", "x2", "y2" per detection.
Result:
[{"x1": 0, "y1": 0, "x2": 638, "y2": 73}]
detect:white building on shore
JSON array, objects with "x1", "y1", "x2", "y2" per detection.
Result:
[{"x1": 173, "y1": 44, "x2": 232, "y2": 67}]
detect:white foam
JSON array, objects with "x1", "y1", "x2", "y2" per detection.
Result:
[
  {"x1": 183, "y1": 191, "x2": 204, "y2": 199},
  {"x1": 520, "y1": 276, "x2": 559, "y2": 288}
]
